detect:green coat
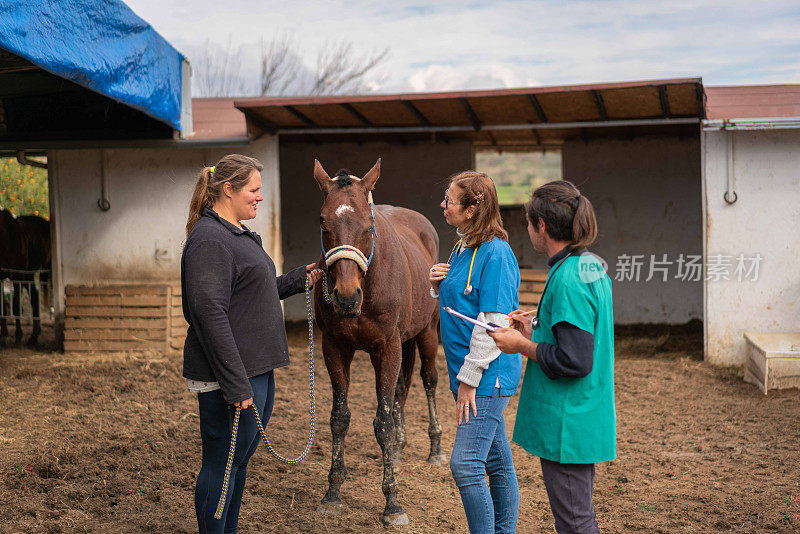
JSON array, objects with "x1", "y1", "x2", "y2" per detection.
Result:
[{"x1": 512, "y1": 253, "x2": 616, "y2": 464}]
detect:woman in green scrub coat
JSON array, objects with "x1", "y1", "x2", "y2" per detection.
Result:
[{"x1": 490, "y1": 180, "x2": 614, "y2": 534}]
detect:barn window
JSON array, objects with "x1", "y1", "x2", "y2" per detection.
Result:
[{"x1": 475, "y1": 149, "x2": 562, "y2": 206}]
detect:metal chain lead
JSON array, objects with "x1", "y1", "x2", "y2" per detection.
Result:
[{"x1": 214, "y1": 274, "x2": 317, "y2": 520}]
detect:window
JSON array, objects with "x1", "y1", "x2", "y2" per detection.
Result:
[{"x1": 476, "y1": 150, "x2": 562, "y2": 206}]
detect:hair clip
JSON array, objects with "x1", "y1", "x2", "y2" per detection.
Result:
[{"x1": 209, "y1": 166, "x2": 215, "y2": 174}]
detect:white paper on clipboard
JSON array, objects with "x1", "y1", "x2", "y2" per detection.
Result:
[{"x1": 443, "y1": 307, "x2": 500, "y2": 332}]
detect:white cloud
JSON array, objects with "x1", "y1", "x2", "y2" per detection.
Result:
[{"x1": 407, "y1": 64, "x2": 538, "y2": 92}]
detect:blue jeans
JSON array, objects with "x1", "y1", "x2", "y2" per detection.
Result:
[
  {"x1": 195, "y1": 371, "x2": 274, "y2": 534},
  {"x1": 450, "y1": 388, "x2": 519, "y2": 533}
]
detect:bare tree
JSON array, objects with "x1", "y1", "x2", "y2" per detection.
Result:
[
  {"x1": 257, "y1": 37, "x2": 389, "y2": 96},
  {"x1": 310, "y1": 41, "x2": 389, "y2": 95},
  {"x1": 258, "y1": 35, "x2": 301, "y2": 96},
  {"x1": 191, "y1": 38, "x2": 249, "y2": 97},
  {"x1": 190, "y1": 35, "x2": 390, "y2": 97}
]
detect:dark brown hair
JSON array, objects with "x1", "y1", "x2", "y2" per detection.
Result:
[
  {"x1": 524, "y1": 180, "x2": 598, "y2": 250},
  {"x1": 185, "y1": 154, "x2": 263, "y2": 237},
  {"x1": 449, "y1": 171, "x2": 508, "y2": 247}
]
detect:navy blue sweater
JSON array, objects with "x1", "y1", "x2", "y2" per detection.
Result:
[{"x1": 181, "y1": 208, "x2": 306, "y2": 404}]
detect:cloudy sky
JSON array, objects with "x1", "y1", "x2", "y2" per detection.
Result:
[{"x1": 125, "y1": 0, "x2": 800, "y2": 95}]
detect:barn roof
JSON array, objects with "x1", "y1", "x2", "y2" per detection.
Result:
[
  {"x1": 705, "y1": 85, "x2": 800, "y2": 119},
  {"x1": 233, "y1": 78, "x2": 705, "y2": 147},
  {"x1": 191, "y1": 98, "x2": 248, "y2": 140}
]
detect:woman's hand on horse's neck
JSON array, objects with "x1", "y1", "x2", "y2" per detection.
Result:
[{"x1": 212, "y1": 200, "x2": 243, "y2": 229}]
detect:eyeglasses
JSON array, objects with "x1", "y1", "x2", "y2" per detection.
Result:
[{"x1": 443, "y1": 192, "x2": 465, "y2": 208}]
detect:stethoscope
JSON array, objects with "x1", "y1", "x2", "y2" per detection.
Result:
[
  {"x1": 531, "y1": 251, "x2": 575, "y2": 329},
  {"x1": 447, "y1": 239, "x2": 479, "y2": 295}
]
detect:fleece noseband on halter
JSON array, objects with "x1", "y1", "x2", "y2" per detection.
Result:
[{"x1": 320, "y1": 173, "x2": 377, "y2": 273}]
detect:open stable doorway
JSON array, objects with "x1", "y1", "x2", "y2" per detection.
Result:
[{"x1": 0, "y1": 153, "x2": 52, "y2": 348}]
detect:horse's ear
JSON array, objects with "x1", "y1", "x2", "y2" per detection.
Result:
[
  {"x1": 313, "y1": 159, "x2": 333, "y2": 193},
  {"x1": 361, "y1": 158, "x2": 381, "y2": 191}
]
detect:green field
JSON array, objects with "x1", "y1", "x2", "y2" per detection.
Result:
[{"x1": 476, "y1": 150, "x2": 562, "y2": 206}]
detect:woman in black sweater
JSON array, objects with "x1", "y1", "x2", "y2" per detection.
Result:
[{"x1": 181, "y1": 154, "x2": 320, "y2": 533}]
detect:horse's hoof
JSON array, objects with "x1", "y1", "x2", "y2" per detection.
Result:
[
  {"x1": 382, "y1": 512, "x2": 409, "y2": 526},
  {"x1": 316, "y1": 501, "x2": 343, "y2": 515},
  {"x1": 427, "y1": 452, "x2": 447, "y2": 466}
]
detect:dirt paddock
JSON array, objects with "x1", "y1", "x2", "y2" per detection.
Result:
[{"x1": 0, "y1": 324, "x2": 798, "y2": 533}]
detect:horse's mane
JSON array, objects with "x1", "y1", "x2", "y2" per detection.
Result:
[{"x1": 334, "y1": 169, "x2": 354, "y2": 187}]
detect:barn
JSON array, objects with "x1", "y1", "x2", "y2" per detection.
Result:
[{"x1": 1, "y1": 2, "x2": 798, "y2": 371}]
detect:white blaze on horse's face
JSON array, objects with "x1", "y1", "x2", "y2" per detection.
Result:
[{"x1": 335, "y1": 204, "x2": 355, "y2": 217}]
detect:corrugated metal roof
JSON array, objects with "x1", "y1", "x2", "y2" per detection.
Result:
[
  {"x1": 705, "y1": 85, "x2": 800, "y2": 119},
  {"x1": 233, "y1": 78, "x2": 705, "y2": 147}
]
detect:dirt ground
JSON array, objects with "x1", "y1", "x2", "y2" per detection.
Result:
[{"x1": 0, "y1": 323, "x2": 798, "y2": 533}]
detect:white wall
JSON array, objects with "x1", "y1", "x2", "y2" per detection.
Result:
[
  {"x1": 562, "y1": 134, "x2": 703, "y2": 324},
  {"x1": 703, "y1": 129, "x2": 800, "y2": 365},
  {"x1": 279, "y1": 139, "x2": 474, "y2": 321},
  {"x1": 49, "y1": 135, "x2": 280, "y2": 290}
]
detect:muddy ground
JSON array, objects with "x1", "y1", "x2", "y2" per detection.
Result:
[{"x1": 0, "y1": 323, "x2": 798, "y2": 533}]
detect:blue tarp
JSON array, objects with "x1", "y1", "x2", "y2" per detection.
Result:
[{"x1": 0, "y1": 0, "x2": 185, "y2": 131}]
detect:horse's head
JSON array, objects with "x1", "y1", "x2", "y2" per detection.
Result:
[{"x1": 314, "y1": 159, "x2": 381, "y2": 318}]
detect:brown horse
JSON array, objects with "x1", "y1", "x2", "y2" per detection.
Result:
[
  {"x1": 0, "y1": 211, "x2": 50, "y2": 347},
  {"x1": 0, "y1": 208, "x2": 26, "y2": 346},
  {"x1": 312, "y1": 159, "x2": 444, "y2": 526}
]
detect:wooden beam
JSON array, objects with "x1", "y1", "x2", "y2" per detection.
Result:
[
  {"x1": 459, "y1": 98, "x2": 481, "y2": 131},
  {"x1": 527, "y1": 94, "x2": 548, "y2": 122},
  {"x1": 244, "y1": 111, "x2": 278, "y2": 135},
  {"x1": 530, "y1": 128, "x2": 541, "y2": 146},
  {"x1": 658, "y1": 85, "x2": 671, "y2": 118},
  {"x1": 284, "y1": 105, "x2": 318, "y2": 127},
  {"x1": 592, "y1": 90, "x2": 608, "y2": 120},
  {"x1": 403, "y1": 100, "x2": 431, "y2": 126},
  {"x1": 340, "y1": 103, "x2": 373, "y2": 126},
  {"x1": 695, "y1": 83, "x2": 707, "y2": 119}
]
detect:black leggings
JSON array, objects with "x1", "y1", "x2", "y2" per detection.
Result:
[
  {"x1": 195, "y1": 371, "x2": 275, "y2": 534},
  {"x1": 540, "y1": 457, "x2": 600, "y2": 534}
]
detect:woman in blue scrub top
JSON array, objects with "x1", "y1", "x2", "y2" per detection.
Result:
[
  {"x1": 490, "y1": 180, "x2": 614, "y2": 534},
  {"x1": 429, "y1": 170, "x2": 522, "y2": 534}
]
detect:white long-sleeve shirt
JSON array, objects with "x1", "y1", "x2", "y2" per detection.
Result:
[{"x1": 456, "y1": 311, "x2": 509, "y2": 388}]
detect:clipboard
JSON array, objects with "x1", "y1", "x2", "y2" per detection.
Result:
[{"x1": 443, "y1": 307, "x2": 501, "y2": 332}]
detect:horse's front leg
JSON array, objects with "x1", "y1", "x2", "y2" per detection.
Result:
[
  {"x1": 390, "y1": 339, "x2": 416, "y2": 468},
  {"x1": 27, "y1": 280, "x2": 40, "y2": 347},
  {"x1": 416, "y1": 323, "x2": 446, "y2": 465},
  {"x1": 317, "y1": 334, "x2": 354, "y2": 515},
  {"x1": 12, "y1": 280, "x2": 22, "y2": 346},
  {"x1": 371, "y1": 332, "x2": 409, "y2": 526}
]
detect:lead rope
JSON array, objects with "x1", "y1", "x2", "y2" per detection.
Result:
[
  {"x1": 320, "y1": 269, "x2": 333, "y2": 303},
  {"x1": 214, "y1": 273, "x2": 317, "y2": 520}
]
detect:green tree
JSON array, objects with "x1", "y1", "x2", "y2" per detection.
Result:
[{"x1": 0, "y1": 158, "x2": 49, "y2": 218}]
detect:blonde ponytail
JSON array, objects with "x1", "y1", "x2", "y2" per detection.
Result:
[{"x1": 186, "y1": 167, "x2": 214, "y2": 237}]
